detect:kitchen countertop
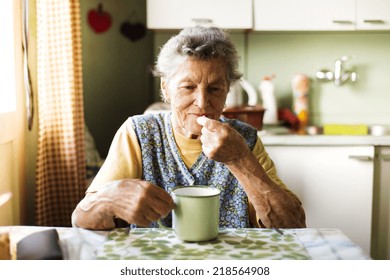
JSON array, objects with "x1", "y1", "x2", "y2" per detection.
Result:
[{"x1": 259, "y1": 131, "x2": 390, "y2": 146}]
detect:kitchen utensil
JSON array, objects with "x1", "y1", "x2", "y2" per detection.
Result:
[
  {"x1": 226, "y1": 79, "x2": 258, "y2": 107},
  {"x1": 222, "y1": 104, "x2": 265, "y2": 130}
]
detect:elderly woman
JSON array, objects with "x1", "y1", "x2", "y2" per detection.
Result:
[{"x1": 72, "y1": 26, "x2": 306, "y2": 230}]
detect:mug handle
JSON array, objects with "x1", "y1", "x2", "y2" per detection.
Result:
[{"x1": 157, "y1": 219, "x2": 173, "y2": 231}]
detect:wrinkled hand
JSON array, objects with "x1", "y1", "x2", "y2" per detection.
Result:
[
  {"x1": 196, "y1": 116, "x2": 249, "y2": 164},
  {"x1": 83, "y1": 179, "x2": 175, "y2": 227}
]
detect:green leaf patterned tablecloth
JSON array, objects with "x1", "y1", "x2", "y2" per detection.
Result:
[{"x1": 96, "y1": 228, "x2": 310, "y2": 260}]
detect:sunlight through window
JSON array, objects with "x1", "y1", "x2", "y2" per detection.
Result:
[{"x1": 0, "y1": 0, "x2": 16, "y2": 113}]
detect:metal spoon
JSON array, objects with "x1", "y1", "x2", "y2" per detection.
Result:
[{"x1": 272, "y1": 227, "x2": 284, "y2": 235}]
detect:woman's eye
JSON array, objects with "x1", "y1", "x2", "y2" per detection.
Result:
[
  {"x1": 209, "y1": 86, "x2": 223, "y2": 93},
  {"x1": 181, "y1": 85, "x2": 194, "y2": 91}
]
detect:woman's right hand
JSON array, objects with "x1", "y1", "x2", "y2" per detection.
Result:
[{"x1": 72, "y1": 179, "x2": 175, "y2": 229}]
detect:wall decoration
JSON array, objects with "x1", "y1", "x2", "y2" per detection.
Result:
[
  {"x1": 120, "y1": 11, "x2": 146, "y2": 42},
  {"x1": 88, "y1": 3, "x2": 112, "y2": 33}
]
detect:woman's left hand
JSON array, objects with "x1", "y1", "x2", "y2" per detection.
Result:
[{"x1": 197, "y1": 116, "x2": 250, "y2": 164}]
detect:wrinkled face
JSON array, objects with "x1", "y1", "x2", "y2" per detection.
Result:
[{"x1": 161, "y1": 57, "x2": 229, "y2": 139}]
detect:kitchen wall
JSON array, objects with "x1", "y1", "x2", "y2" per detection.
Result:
[
  {"x1": 247, "y1": 32, "x2": 390, "y2": 125},
  {"x1": 153, "y1": 31, "x2": 390, "y2": 126},
  {"x1": 81, "y1": 0, "x2": 154, "y2": 157}
]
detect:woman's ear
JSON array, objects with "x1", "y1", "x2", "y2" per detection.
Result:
[{"x1": 160, "y1": 78, "x2": 170, "y2": 103}]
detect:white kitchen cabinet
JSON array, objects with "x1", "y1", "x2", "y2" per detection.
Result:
[
  {"x1": 146, "y1": 0, "x2": 252, "y2": 30},
  {"x1": 371, "y1": 147, "x2": 390, "y2": 259},
  {"x1": 264, "y1": 145, "x2": 374, "y2": 255},
  {"x1": 254, "y1": 0, "x2": 390, "y2": 31},
  {"x1": 254, "y1": 0, "x2": 355, "y2": 31},
  {"x1": 356, "y1": 0, "x2": 390, "y2": 30}
]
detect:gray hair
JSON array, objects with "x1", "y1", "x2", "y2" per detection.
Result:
[{"x1": 153, "y1": 26, "x2": 242, "y2": 84}]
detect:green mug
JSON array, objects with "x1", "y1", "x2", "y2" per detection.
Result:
[{"x1": 159, "y1": 186, "x2": 220, "y2": 242}]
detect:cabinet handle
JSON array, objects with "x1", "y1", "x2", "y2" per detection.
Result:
[
  {"x1": 191, "y1": 18, "x2": 213, "y2": 25},
  {"x1": 363, "y1": 19, "x2": 385, "y2": 24},
  {"x1": 332, "y1": 20, "x2": 354, "y2": 24},
  {"x1": 348, "y1": 155, "x2": 373, "y2": 161},
  {"x1": 379, "y1": 155, "x2": 390, "y2": 161}
]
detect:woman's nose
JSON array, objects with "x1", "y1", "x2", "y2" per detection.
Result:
[{"x1": 194, "y1": 88, "x2": 209, "y2": 108}]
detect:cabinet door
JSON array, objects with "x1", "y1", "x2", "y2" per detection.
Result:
[
  {"x1": 356, "y1": 0, "x2": 390, "y2": 30},
  {"x1": 147, "y1": 0, "x2": 252, "y2": 30},
  {"x1": 254, "y1": 0, "x2": 355, "y2": 31},
  {"x1": 265, "y1": 145, "x2": 374, "y2": 255}
]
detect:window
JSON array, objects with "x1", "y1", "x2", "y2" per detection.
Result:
[{"x1": 0, "y1": 0, "x2": 16, "y2": 113}]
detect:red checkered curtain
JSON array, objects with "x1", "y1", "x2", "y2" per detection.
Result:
[{"x1": 35, "y1": 0, "x2": 86, "y2": 226}]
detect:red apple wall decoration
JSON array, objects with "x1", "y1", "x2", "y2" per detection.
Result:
[{"x1": 88, "y1": 3, "x2": 112, "y2": 33}]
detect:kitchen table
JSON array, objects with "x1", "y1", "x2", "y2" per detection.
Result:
[{"x1": 0, "y1": 226, "x2": 369, "y2": 260}]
